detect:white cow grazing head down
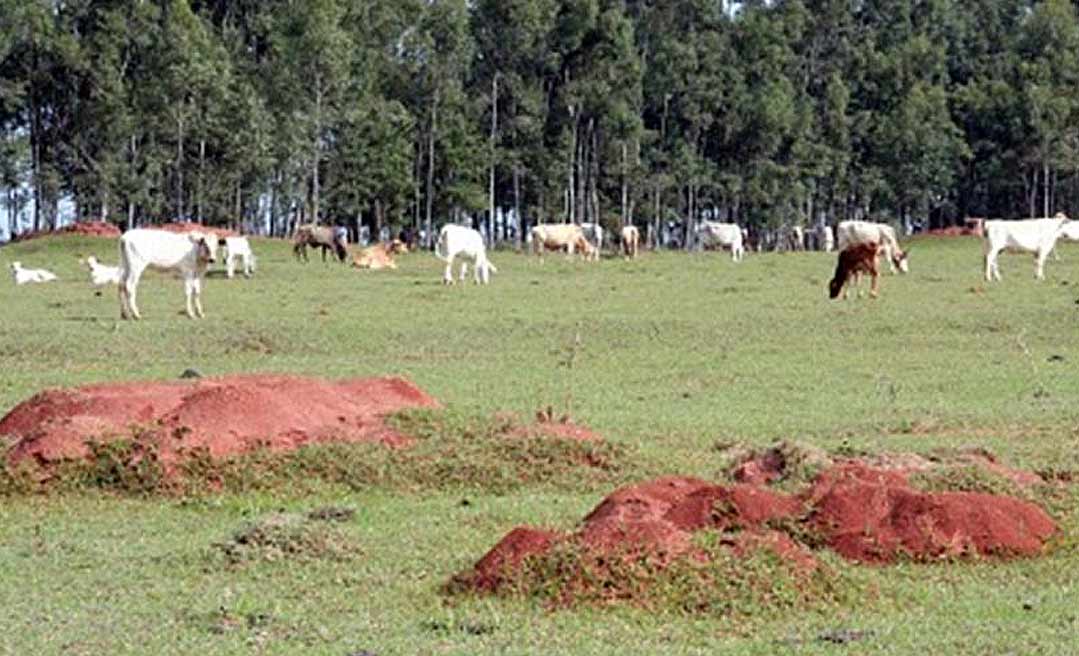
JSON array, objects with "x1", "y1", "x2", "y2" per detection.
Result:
[
  {"x1": 434, "y1": 224, "x2": 497, "y2": 285},
  {"x1": 118, "y1": 229, "x2": 216, "y2": 320}
]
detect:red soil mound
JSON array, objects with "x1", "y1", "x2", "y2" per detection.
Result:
[
  {"x1": 456, "y1": 458, "x2": 1057, "y2": 600},
  {"x1": 806, "y1": 463, "x2": 1055, "y2": 563},
  {"x1": 459, "y1": 476, "x2": 817, "y2": 595},
  {"x1": 2, "y1": 375, "x2": 438, "y2": 471},
  {"x1": 12, "y1": 220, "x2": 122, "y2": 242}
]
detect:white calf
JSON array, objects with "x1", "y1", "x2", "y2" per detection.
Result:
[
  {"x1": 10, "y1": 261, "x2": 57, "y2": 285},
  {"x1": 983, "y1": 214, "x2": 1071, "y2": 282},
  {"x1": 218, "y1": 236, "x2": 256, "y2": 279},
  {"x1": 696, "y1": 221, "x2": 745, "y2": 261},
  {"x1": 84, "y1": 256, "x2": 121, "y2": 286},
  {"x1": 118, "y1": 229, "x2": 216, "y2": 319},
  {"x1": 836, "y1": 220, "x2": 909, "y2": 273},
  {"x1": 434, "y1": 224, "x2": 498, "y2": 284}
]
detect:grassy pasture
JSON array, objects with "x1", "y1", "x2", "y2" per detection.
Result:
[{"x1": 1, "y1": 233, "x2": 1078, "y2": 654}]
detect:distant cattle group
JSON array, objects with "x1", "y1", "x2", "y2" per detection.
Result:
[{"x1": 7, "y1": 208, "x2": 1078, "y2": 316}]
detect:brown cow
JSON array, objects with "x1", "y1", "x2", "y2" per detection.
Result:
[
  {"x1": 293, "y1": 224, "x2": 348, "y2": 263},
  {"x1": 829, "y1": 242, "x2": 882, "y2": 299},
  {"x1": 352, "y1": 239, "x2": 408, "y2": 270}
]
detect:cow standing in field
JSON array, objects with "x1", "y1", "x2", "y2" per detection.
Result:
[
  {"x1": 218, "y1": 236, "x2": 256, "y2": 279},
  {"x1": 696, "y1": 221, "x2": 745, "y2": 261},
  {"x1": 621, "y1": 225, "x2": 640, "y2": 259},
  {"x1": 983, "y1": 214, "x2": 1071, "y2": 282},
  {"x1": 293, "y1": 224, "x2": 348, "y2": 263},
  {"x1": 829, "y1": 242, "x2": 882, "y2": 300},
  {"x1": 435, "y1": 224, "x2": 498, "y2": 284},
  {"x1": 531, "y1": 223, "x2": 596, "y2": 260},
  {"x1": 836, "y1": 220, "x2": 909, "y2": 273},
  {"x1": 118, "y1": 229, "x2": 216, "y2": 319}
]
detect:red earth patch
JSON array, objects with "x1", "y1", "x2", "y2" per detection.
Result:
[
  {"x1": 455, "y1": 458, "x2": 1058, "y2": 598},
  {"x1": 12, "y1": 220, "x2": 121, "y2": 242},
  {"x1": 2, "y1": 375, "x2": 439, "y2": 472}
]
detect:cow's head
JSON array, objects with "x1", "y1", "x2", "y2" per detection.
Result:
[
  {"x1": 828, "y1": 274, "x2": 845, "y2": 299},
  {"x1": 189, "y1": 232, "x2": 216, "y2": 265},
  {"x1": 388, "y1": 239, "x2": 408, "y2": 255},
  {"x1": 893, "y1": 247, "x2": 909, "y2": 274}
]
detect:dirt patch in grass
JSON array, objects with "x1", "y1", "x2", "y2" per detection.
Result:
[
  {"x1": 211, "y1": 511, "x2": 360, "y2": 566},
  {"x1": 451, "y1": 452, "x2": 1058, "y2": 610},
  {"x1": 1, "y1": 375, "x2": 438, "y2": 478}
]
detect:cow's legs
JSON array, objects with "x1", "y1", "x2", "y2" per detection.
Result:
[
  {"x1": 1035, "y1": 248, "x2": 1049, "y2": 280},
  {"x1": 869, "y1": 270, "x2": 880, "y2": 298},
  {"x1": 460, "y1": 261, "x2": 469, "y2": 282},
  {"x1": 122, "y1": 267, "x2": 144, "y2": 320},
  {"x1": 985, "y1": 247, "x2": 1002, "y2": 281}
]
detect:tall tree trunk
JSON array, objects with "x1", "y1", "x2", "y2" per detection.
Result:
[
  {"x1": 620, "y1": 142, "x2": 628, "y2": 226},
  {"x1": 567, "y1": 104, "x2": 577, "y2": 222},
  {"x1": 425, "y1": 91, "x2": 439, "y2": 247},
  {"x1": 513, "y1": 163, "x2": 522, "y2": 249},
  {"x1": 197, "y1": 139, "x2": 205, "y2": 224},
  {"x1": 488, "y1": 73, "x2": 498, "y2": 246},
  {"x1": 312, "y1": 79, "x2": 323, "y2": 224},
  {"x1": 1044, "y1": 161, "x2": 1050, "y2": 217},
  {"x1": 176, "y1": 115, "x2": 185, "y2": 221}
]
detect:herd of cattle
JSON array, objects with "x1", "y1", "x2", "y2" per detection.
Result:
[{"x1": 5, "y1": 214, "x2": 1078, "y2": 317}]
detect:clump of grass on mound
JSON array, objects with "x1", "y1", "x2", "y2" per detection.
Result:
[
  {"x1": 447, "y1": 531, "x2": 857, "y2": 617},
  {"x1": 210, "y1": 512, "x2": 360, "y2": 566},
  {"x1": 0, "y1": 408, "x2": 639, "y2": 497},
  {"x1": 909, "y1": 465, "x2": 1025, "y2": 498},
  {"x1": 717, "y1": 439, "x2": 835, "y2": 490}
]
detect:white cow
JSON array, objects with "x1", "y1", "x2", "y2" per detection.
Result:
[
  {"x1": 10, "y1": 261, "x2": 57, "y2": 285},
  {"x1": 218, "y1": 236, "x2": 256, "y2": 279},
  {"x1": 696, "y1": 221, "x2": 745, "y2": 261},
  {"x1": 983, "y1": 214, "x2": 1071, "y2": 282},
  {"x1": 434, "y1": 224, "x2": 498, "y2": 284},
  {"x1": 836, "y1": 220, "x2": 909, "y2": 273},
  {"x1": 621, "y1": 225, "x2": 640, "y2": 259},
  {"x1": 580, "y1": 222, "x2": 604, "y2": 261},
  {"x1": 118, "y1": 229, "x2": 216, "y2": 320},
  {"x1": 83, "y1": 256, "x2": 121, "y2": 286}
]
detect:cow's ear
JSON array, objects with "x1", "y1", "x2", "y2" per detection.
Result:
[{"x1": 188, "y1": 232, "x2": 203, "y2": 244}]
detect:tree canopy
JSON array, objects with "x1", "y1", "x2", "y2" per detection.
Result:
[{"x1": 2, "y1": 0, "x2": 1076, "y2": 240}]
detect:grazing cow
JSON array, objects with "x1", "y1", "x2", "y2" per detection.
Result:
[
  {"x1": 217, "y1": 236, "x2": 256, "y2": 279},
  {"x1": 829, "y1": 242, "x2": 882, "y2": 299},
  {"x1": 836, "y1": 220, "x2": 909, "y2": 273},
  {"x1": 580, "y1": 222, "x2": 604, "y2": 261},
  {"x1": 10, "y1": 261, "x2": 57, "y2": 285},
  {"x1": 983, "y1": 213, "x2": 1071, "y2": 282},
  {"x1": 621, "y1": 225, "x2": 640, "y2": 259},
  {"x1": 696, "y1": 221, "x2": 746, "y2": 261},
  {"x1": 531, "y1": 223, "x2": 596, "y2": 260},
  {"x1": 293, "y1": 224, "x2": 348, "y2": 263},
  {"x1": 814, "y1": 225, "x2": 835, "y2": 252},
  {"x1": 118, "y1": 229, "x2": 216, "y2": 320},
  {"x1": 352, "y1": 239, "x2": 407, "y2": 270},
  {"x1": 434, "y1": 224, "x2": 497, "y2": 284},
  {"x1": 83, "y1": 256, "x2": 121, "y2": 286}
]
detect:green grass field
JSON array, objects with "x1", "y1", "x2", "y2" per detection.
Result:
[{"x1": 1, "y1": 234, "x2": 1078, "y2": 654}]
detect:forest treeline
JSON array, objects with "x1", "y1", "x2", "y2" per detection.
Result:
[{"x1": 3, "y1": 0, "x2": 1079, "y2": 243}]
